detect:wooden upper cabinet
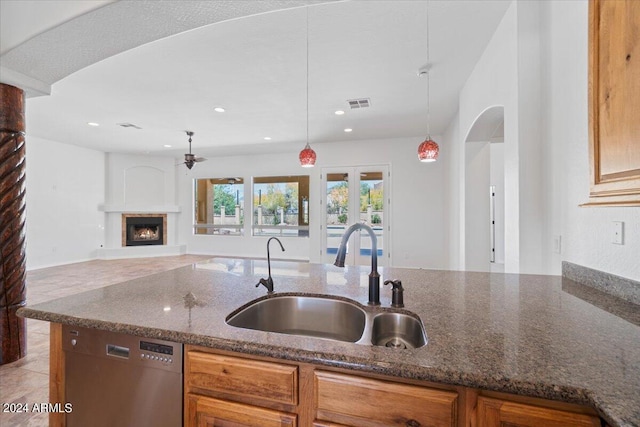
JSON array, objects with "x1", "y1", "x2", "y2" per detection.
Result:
[{"x1": 586, "y1": 0, "x2": 640, "y2": 206}]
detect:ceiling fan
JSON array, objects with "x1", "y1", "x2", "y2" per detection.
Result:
[{"x1": 180, "y1": 131, "x2": 207, "y2": 169}]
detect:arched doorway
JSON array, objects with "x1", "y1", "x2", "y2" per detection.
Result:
[{"x1": 464, "y1": 106, "x2": 505, "y2": 272}]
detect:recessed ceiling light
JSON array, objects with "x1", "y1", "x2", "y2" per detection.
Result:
[
  {"x1": 335, "y1": 110, "x2": 345, "y2": 115},
  {"x1": 163, "y1": 144, "x2": 172, "y2": 148},
  {"x1": 214, "y1": 107, "x2": 226, "y2": 113},
  {"x1": 344, "y1": 128, "x2": 353, "y2": 133},
  {"x1": 87, "y1": 122, "x2": 99, "y2": 126},
  {"x1": 264, "y1": 137, "x2": 272, "y2": 140}
]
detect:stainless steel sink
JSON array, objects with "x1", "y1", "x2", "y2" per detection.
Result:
[
  {"x1": 226, "y1": 294, "x2": 427, "y2": 348},
  {"x1": 371, "y1": 312, "x2": 427, "y2": 349},
  {"x1": 226, "y1": 295, "x2": 366, "y2": 342}
]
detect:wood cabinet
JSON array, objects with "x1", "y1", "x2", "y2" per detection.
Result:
[
  {"x1": 186, "y1": 394, "x2": 297, "y2": 427},
  {"x1": 184, "y1": 346, "x2": 458, "y2": 427},
  {"x1": 183, "y1": 345, "x2": 601, "y2": 427},
  {"x1": 586, "y1": 0, "x2": 640, "y2": 206},
  {"x1": 185, "y1": 349, "x2": 299, "y2": 426},
  {"x1": 477, "y1": 396, "x2": 601, "y2": 427},
  {"x1": 186, "y1": 351, "x2": 298, "y2": 406},
  {"x1": 314, "y1": 371, "x2": 457, "y2": 427}
]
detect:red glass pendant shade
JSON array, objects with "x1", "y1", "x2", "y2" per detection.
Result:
[
  {"x1": 418, "y1": 138, "x2": 439, "y2": 162},
  {"x1": 299, "y1": 143, "x2": 316, "y2": 167}
]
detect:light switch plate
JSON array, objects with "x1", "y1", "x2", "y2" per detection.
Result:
[{"x1": 612, "y1": 221, "x2": 624, "y2": 245}]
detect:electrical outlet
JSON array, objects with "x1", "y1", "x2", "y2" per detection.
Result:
[{"x1": 612, "y1": 221, "x2": 624, "y2": 245}]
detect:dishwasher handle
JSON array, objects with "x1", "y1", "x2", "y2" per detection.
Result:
[{"x1": 106, "y1": 344, "x2": 130, "y2": 359}]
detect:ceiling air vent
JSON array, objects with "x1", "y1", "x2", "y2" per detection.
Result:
[
  {"x1": 117, "y1": 122, "x2": 142, "y2": 129},
  {"x1": 347, "y1": 98, "x2": 371, "y2": 109}
]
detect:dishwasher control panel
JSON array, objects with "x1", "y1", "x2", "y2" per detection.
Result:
[
  {"x1": 62, "y1": 324, "x2": 182, "y2": 373},
  {"x1": 140, "y1": 341, "x2": 174, "y2": 364}
]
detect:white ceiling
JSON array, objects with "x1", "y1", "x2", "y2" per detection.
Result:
[{"x1": 1, "y1": 0, "x2": 511, "y2": 158}]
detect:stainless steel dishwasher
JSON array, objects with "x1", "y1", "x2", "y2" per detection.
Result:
[{"x1": 62, "y1": 324, "x2": 183, "y2": 427}]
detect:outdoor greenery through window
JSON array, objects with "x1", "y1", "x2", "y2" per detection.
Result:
[
  {"x1": 194, "y1": 178, "x2": 244, "y2": 235},
  {"x1": 326, "y1": 173, "x2": 384, "y2": 226},
  {"x1": 253, "y1": 175, "x2": 310, "y2": 237}
]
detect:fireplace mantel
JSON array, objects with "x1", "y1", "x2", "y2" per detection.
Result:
[{"x1": 99, "y1": 205, "x2": 181, "y2": 213}]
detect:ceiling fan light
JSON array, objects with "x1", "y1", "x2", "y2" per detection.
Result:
[
  {"x1": 299, "y1": 143, "x2": 316, "y2": 167},
  {"x1": 418, "y1": 138, "x2": 439, "y2": 162}
]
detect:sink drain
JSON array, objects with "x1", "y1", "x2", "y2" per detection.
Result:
[{"x1": 384, "y1": 338, "x2": 408, "y2": 349}]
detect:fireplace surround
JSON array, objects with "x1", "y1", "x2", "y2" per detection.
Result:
[{"x1": 122, "y1": 214, "x2": 167, "y2": 246}]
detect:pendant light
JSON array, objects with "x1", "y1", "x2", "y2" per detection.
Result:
[
  {"x1": 418, "y1": 1, "x2": 439, "y2": 163},
  {"x1": 299, "y1": 7, "x2": 316, "y2": 167}
]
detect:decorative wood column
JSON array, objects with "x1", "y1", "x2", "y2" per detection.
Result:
[{"x1": 0, "y1": 83, "x2": 27, "y2": 365}]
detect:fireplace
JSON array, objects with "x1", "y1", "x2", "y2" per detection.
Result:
[{"x1": 122, "y1": 214, "x2": 167, "y2": 246}]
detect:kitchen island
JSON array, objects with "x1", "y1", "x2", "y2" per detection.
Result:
[{"x1": 17, "y1": 258, "x2": 640, "y2": 427}]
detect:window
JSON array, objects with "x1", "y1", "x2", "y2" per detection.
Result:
[
  {"x1": 252, "y1": 175, "x2": 310, "y2": 237},
  {"x1": 194, "y1": 178, "x2": 244, "y2": 235}
]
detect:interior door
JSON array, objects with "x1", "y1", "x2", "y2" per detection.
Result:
[{"x1": 322, "y1": 166, "x2": 389, "y2": 267}]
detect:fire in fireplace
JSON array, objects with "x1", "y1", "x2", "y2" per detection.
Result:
[{"x1": 125, "y1": 216, "x2": 164, "y2": 246}]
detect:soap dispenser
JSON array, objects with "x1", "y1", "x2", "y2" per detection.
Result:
[{"x1": 383, "y1": 280, "x2": 404, "y2": 308}]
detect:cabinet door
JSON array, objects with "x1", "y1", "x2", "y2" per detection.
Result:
[
  {"x1": 186, "y1": 351, "x2": 298, "y2": 406},
  {"x1": 477, "y1": 397, "x2": 600, "y2": 427},
  {"x1": 587, "y1": 0, "x2": 640, "y2": 205},
  {"x1": 314, "y1": 371, "x2": 457, "y2": 427},
  {"x1": 187, "y1": 394, "x2": 297, "y2": 427}
]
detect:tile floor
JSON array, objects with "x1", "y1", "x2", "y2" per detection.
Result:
[{"x1": 0, "y1": 255, "x2": 211, "y2": 427}]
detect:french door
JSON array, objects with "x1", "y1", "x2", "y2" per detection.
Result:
[{"x1": 321, "y1": 166, "x2": 389, "y2": 267}]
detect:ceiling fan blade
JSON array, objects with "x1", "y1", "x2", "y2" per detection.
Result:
[{"x1": 194, "y1": 157, "x2": 207, "y2": 162}]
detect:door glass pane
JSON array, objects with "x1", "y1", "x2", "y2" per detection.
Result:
[
  {"x1": 325, "y1": 173, "x2": 349, "y2": 262},
  {"x1": 358, "y1": 172, "x2": 384, "y2": 265}
]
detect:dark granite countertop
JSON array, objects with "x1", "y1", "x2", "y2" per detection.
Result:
[{"x1": 18, "y1": 258, "x2": 640, "y2": 427}]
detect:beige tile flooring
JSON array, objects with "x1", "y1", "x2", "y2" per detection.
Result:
[{"x1": 0, "y1": 255, "x2": 211, "y2": 427}]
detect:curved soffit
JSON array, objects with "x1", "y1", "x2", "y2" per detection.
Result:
[{"x1": 0, "y1": 0, "x2": 337, "y2": 88}]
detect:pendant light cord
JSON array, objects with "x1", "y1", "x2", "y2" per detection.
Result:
[
  {"x1": 306, "y1": 7, "x2": 310, "y2": 147},
  {"x1": 426, "y1": 0, "x2": 431, "y2": 139}
]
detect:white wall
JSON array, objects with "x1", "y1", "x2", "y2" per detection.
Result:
[
  {"x1": 465, "y1": 141, "x2": 491, "y2": 272},
  {"x1": 177, "y1": 136, "x2": 448, "y2": 269},
  {"x1": 25, "y1": 136, "x2": 105, "y2": 269},
  {"x1": 515, "y1": 0, "x2": 544, "y2": 275},
  {"x1": 457, "y1": 2, "x2": 520, "y2": 273},
  {"x1": 540, "y1": 0, "x2": 640, "y2": 281},
  {"x1": 444, "y1": 112, "x2": 462, "y2": 270},
  {"x1": 105, "y1": 153, "x2": 176, "y2": 208}
]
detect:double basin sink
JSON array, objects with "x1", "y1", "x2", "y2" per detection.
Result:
[{"x1": 226, "y1": 294, "x2": 427, "y2": 349}]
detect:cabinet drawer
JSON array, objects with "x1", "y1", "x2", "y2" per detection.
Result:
[
  {"x1": 187, "y1": 394, "x2": 297, "y2": 427},
  {"x1": 186, "y1": 351, "x2": 298, "y2": 405},
  {"x1": 314, "y1": 371, "x2": 457, "y2": 427},
  {"x1": 477, "y1": 396, "x2": 601, "y2": 427}
]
